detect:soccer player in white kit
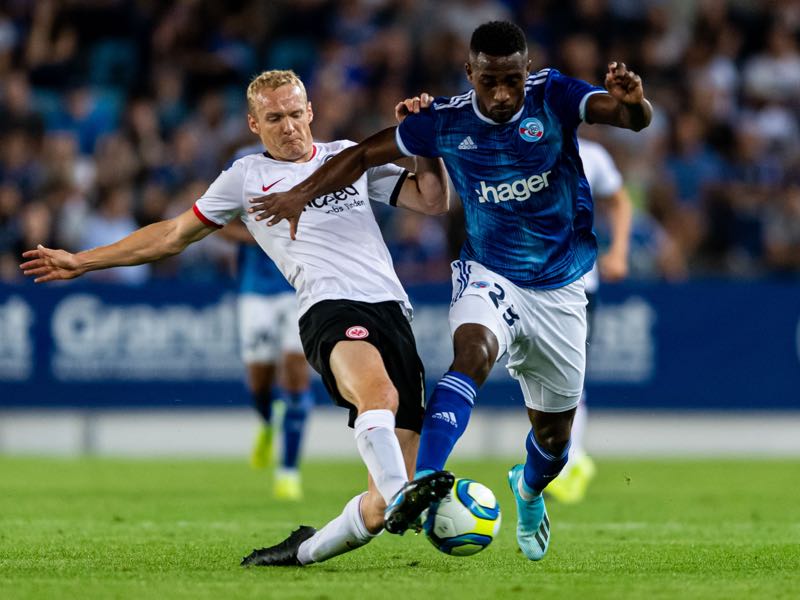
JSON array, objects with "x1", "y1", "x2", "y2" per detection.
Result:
[
  {"x1": 545, "y1": 137, "x2": 632, "y2": 504},
  {"x1": 20, "y1": 70, "x2": 455, "y2": 566}
]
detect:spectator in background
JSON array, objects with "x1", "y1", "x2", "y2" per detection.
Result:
[
  {"x1": 386, "y1": 211, "x2": 449, "y2": 284},
  {"x1": 0, "y1": 184, "x2": 23, "y2": 281},
  {"x1": 742, "y1": 22, "x2": 800, "y2": 105},
  {"x1": 1, "y1": 0, "x2": 799, "y2": 285},
  {"x1": 47, "y1": 84, "x2": 116, "y2": 156},
  {"x1": 81, "y1": 186, "x2": 149, "y2": 285},
  {"x1": 24, "y1": 0, "x2": 79, "y2": 89},
  {"x1": 0, "y1": 129, "x2": 41, "y2": 200},
  {"x1": 763, "y1": 184, "x2": 800, "y2": 274},
  {"x1": 0, "y1": 71, "x2": 45, "y2": 142},
  {"x1": 660, "y1": 112, "x2": 723, "y2": 264}
]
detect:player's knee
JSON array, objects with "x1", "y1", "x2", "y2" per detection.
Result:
[
  {"x1": 450, "y1": 325, "x2": 498, "y2": 385},
  {"x1": 451, "y1": 341, "x2": 494, "y2": 384},
  {"x1": 282, "y1": 354, "x2": 309, "y2": 391},
  {"x1": 355, "y1": 380, "x2": 399, "y2": 415},
  {"x1": 534, "y1": 424, "x2": 572, "y2": 456},
  {"x1": 372, "y1": 383, "x2": 400, "y2": 414}
]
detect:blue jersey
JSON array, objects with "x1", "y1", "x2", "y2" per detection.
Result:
[
  {"x1": 397, "y1": 68, "x2": 604, "y2": 289},
  {"x1": 238, "y1": 243, "x2": 293, "y2": 295},
  {"x1": 231, "y1": 144, "x2": 294, "y2": 296}
]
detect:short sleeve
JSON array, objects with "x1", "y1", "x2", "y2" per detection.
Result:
[
  {"x1": 367, "y1": 163, "x2": 409, "y2": 206},
  {"x1": 543, "y1": 70, "x2": 607, "y2": 130},
  {"x1": 581, "y1": 142, "x2": 623, "y2": 198},
  {"x1": 396, "y1": 108, "x2": 439, "y2": 158},
  {"x1": 194, "y1": 160, "x2": 246, "y2": 228}
]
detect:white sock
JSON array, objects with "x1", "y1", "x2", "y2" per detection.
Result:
[
  {"x1": 354, "y1": 409, "x2": 408, "y2": 503},
  {"x1": 297, "y1": 493, "x2": 377, "y2": 565},
  {"x1": 568, "y1": 393, "x2": 588, "y2": 466},
  {"x1": 517, "y1": 475, "x2": 539, "y2": 501}
]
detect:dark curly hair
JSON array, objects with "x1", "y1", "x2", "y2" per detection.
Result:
[{"x1": 470, "y1": 21, "x2": 527, "y2": 56}]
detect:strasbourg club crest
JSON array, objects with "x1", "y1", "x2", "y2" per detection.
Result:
[{"x1": 519, "y1": 118, "x2": 544, "y2": 142}]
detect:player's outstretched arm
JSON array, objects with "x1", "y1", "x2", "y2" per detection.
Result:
[
  {"x1": 249, "y1": 127, "x2": 405, "y2": 239},
  {"x1": 586, "y1": 62, "x2": 652, "y2": 131},
  {"x1": 20, "y1": 209, "x2": 215, "y2": 283}
]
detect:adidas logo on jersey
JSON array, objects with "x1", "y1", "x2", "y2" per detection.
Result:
[
  {"x1": 476, "y1": 171, "x2": 552, "y2": 204},
  {"x1": 458, "y1": 136, "x2": 477, "y2": 150},
  {"x1": 432, "y1": 411, "x2": 458, "y2": 427}
]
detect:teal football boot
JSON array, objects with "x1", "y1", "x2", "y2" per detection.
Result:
[{"x1": 508, "y1": 464, "x2": 550, "y2": 561}]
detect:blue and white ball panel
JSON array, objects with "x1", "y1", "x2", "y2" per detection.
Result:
[{"x1": 424, "y1": 478, "x2": 502, "y2": 557}]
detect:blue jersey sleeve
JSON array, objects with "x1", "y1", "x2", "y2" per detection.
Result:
[
  {"x1": 396, "y1": 108, "x2": 439, "y2": 158},
  {"x1": 544, "y1": 70, "x2": 606, "y2": 130}
]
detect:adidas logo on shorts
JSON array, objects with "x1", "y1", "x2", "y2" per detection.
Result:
[{"x1": 432, "y1": 411, "x2": 458, "y2": 427}]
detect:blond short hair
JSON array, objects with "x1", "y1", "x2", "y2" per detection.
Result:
[{"x1": 246, "y1": 70, "x2": 307, "y2": 115}]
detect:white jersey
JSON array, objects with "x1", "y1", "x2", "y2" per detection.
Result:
[
  {"x1": 579, "y1": 138, "x2": 622, "y2": 200},
  {"x1": 578, "y1": 138, "x2": 623, "y2": 294},
  {"x1": 194, "y1": 140, "x2": 412, "y2": 318}
]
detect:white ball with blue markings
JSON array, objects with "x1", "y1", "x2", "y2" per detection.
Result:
[{"x1": 423, "y1": 478, "x2": 501, "y2": 556}]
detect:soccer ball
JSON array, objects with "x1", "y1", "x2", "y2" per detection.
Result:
[{"x1": 423, "y1": 478, "x2": 501, "y2": 556}]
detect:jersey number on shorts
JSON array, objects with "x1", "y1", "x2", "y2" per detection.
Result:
[{"x1": 488, "y1": 284, "x2": 520, "y2": 327}]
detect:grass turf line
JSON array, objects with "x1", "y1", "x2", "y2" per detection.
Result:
[{"x1": 1, "y1": 457, "x2": 799, "y2": 600}]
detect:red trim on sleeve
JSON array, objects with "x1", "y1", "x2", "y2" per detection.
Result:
[{"x1": 193, "y1": 204, "x2": 223, "y2": 229}]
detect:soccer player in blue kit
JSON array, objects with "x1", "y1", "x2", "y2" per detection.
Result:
[
  {"x1": 238, "y1": 241, "x2": 312, "y2": 499},
  {"x1": 251, "y1": 21, "x2": 652, "y2": 561}
]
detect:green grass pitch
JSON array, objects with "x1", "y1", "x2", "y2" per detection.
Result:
[{"x1": 1, "y1": 456, "x2": 799, "y2": 599}]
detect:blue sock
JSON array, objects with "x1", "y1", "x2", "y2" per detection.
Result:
[
  {"x1": 282, "y1": 389, "x2": 312, "y2": 469},
  {"x1": 522, "y1": 430, "x2": 570, "y2": 496},
  {"x1": 252, "y1": 388, "x2": 273, "y2": 424},
  {"x1": 415, "y1": 371, "x2": 477, "y2": 475}
]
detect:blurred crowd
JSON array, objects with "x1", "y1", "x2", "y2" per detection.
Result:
[{"x1": 1, "y1": 0, "x2": 800, "y2": 286}]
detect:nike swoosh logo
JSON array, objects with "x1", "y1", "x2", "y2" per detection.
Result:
[{"x1": 262, "y1": 178, "x2": 285, "y2": 192}]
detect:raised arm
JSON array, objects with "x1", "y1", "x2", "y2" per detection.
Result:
[
  {"x1": 20, "y1": 208, "x2": 215, "y2": 282},
  {"x1": 586, "y1": 62, "x2": 652, "y2": 132}
]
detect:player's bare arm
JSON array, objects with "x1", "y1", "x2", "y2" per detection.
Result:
[
  {"x1": 395, "y1": 157, "x2": 449, "y2": 216},
  {"x1": 20, "y1": 209, "x2": 215, "y2": 283},
  {"x1": 597, "y1": 186, "x2": 633, "y2": 282},
  {"x1": 249, "y1": 127, "x2": 405, "y2": 238},
  {"x1": 218, "y1": 220, "x2": 257, "y2": 245},
  {"x1": 586, "y1": 62, "x2": 652, "y2": 131},
  {"x1": 393, "y1": 93, "x2": 449, "y2": 216}
]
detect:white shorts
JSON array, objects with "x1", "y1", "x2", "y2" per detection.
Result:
[
  {"x1": 238, "y1": 292, "x2": 304, "y2": 364},
  {"x1": 448, "y1": 260, "x2": 588, "y2": 413}
]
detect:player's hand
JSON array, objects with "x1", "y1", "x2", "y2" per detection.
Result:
[
  {"x1": 604, "y1": 62, "x2": 644, "y2": 106},
  {"x1": 394, "y1": 92, "x2": 433, "y2": 122},
  {"x1": 20, "y1": 245, "x2": 85, "y2": 283},
  {"x1": 248, "y1": 190, "x2": 307, "y2": 240},
  {"x1": 598, "y1": 249, "x2": 629, "y2": 282}
]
